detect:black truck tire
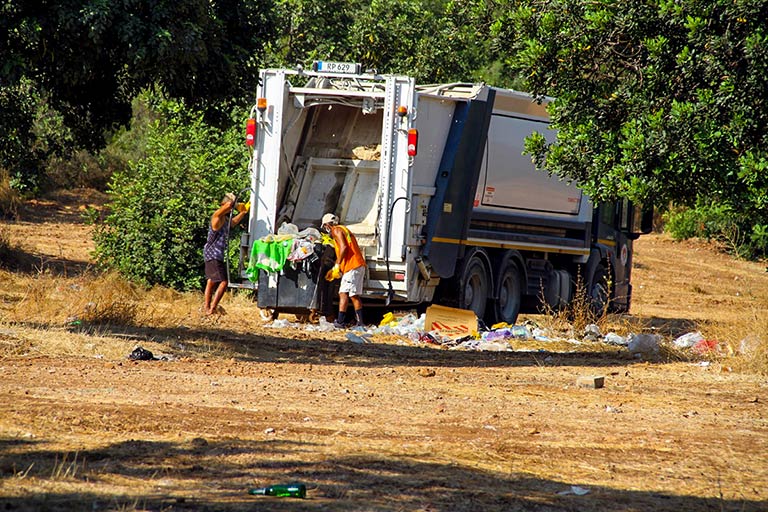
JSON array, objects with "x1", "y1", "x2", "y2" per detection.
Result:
[
  {"x1": 460, "y1": 251, "x2": 490, "y2": 321},
  {"x1": 494, "y1": 257, "x2": 522, "y2": 325}
]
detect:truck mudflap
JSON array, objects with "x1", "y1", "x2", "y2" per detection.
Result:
[{"x1": 423, "y1": 89, "x2": 496, "y2": 278}]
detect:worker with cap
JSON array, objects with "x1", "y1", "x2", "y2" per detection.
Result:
[
  {"x1": 321, "y1": 213, "x2": 367, "y2": 328},
  {"x1": 203, "y1": 192, "x2": 249, "y2": 315}
]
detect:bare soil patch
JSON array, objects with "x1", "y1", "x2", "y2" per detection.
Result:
[{"x1": 0, "y1": 191, "x2": 766, "y2": 511}]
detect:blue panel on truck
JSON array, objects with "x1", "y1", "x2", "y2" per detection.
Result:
[{"x1": 424, "y1": 90, "x2": 496, "y2": 278}]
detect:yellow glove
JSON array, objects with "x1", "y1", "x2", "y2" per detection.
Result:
[
  {"x1": 325, "y1": 264, "x2": 342, "y2": 281},
  {"x1": 236, "y1": 202, "x2": 250, "y2": 213},
  {"x1": 379, "y1": 312, "x2": 395, "y2": 326}
]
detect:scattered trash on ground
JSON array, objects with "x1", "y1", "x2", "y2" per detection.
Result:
[
  {"x1": 423, "y1": 305, "x2": 477, "y2": 338},
  {"x1": 673, "y1": 331, "x2": 723, "y2": 355},
  {"x1": 265, "y1": 318, "x2": 303, "y2": 329},
  {"x1": 692, "y1": 338, "x2": 720, "y2": 355},
  {"x1": 305, "y1": 317, "x2": 336, "y2": 332},
  {"x1": 583, "y1": 324, "x2": 602, "y2": 341},
  {"x1": 261, "y1": 306, "x2": 729, "y2": 359},
  {"x1": 627, "y1": 333, "x2": 661, "y2": 355},
  {"x1": 673, "y1": 331, "x2": 705, "y2": 348},
  {"x1": 346, "y1": 332, "x2": 372, "y2": 344},
  {"x1": 604, "y1": 332, "x2": 628, "y2": 346},
  {"x1": 248, "y1": 483, "x2": 306, "y2": 498},
  {"x1": 558, "y1": 485, "x2": 590, "y2": 496},
  {"x1": 739, "y1": 335, "x2": 761, "y2": 355},
  {"x1": 128, "y1": 346, "x2": 155, "y2": 361}
]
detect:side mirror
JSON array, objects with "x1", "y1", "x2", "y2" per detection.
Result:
[{"x1": 627, "y1": 204, "x2": 654, "y2": 239}]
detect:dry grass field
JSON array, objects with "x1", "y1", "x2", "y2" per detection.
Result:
[{"x1": 0, "y1": 190, "x2": 766, "y2": 511}]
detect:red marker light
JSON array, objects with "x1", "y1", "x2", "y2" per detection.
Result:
[
  {"x1": 245, "y1": 118, "x2": 256, "y2": 146},
  {"x1": 407, "y1": 129, "x2": 418, "y2": 156}
]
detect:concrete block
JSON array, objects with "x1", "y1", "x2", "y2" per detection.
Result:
[{"x1": 576, "y1": 375, "x2": 605, "y2": 389}]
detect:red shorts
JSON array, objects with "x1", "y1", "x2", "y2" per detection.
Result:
[{"x1": 205, "y1": 260, "x2": 227, "y2": 283}]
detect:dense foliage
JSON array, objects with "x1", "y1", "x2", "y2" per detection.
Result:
[
  {"x1": 1, "y1": 0, "x2": 275, "y2": 193},
  {"x1": 5, "y1": 0, "x2": 768, "y2": 288},
  {"x1": 93, "y1": 97, "x2": 249, "y2": 290},
  {"x1": 500, "y1": 0, "x2": 768, "y2": 257}
]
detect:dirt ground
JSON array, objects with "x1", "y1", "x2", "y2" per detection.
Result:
[{"x1": 0, "y1": 190, "x2": 766, "y2": 511}]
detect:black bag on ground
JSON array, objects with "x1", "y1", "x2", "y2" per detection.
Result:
[{"x1": 128, "y1": 346, "x2": 155, "y2": 361}]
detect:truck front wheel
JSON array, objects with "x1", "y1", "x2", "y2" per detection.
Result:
[{"x1": 460, "y1": 254, "x2": 489, "y2": 321}]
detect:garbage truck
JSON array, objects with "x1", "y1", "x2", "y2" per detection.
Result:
[{"x1": 233, "y1": 62, "x2": 652, "y2": 324}]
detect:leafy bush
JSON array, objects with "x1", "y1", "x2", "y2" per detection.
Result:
[
  {"x1": 0, "y1": 79, "x2": 51, "y2": 196},
  {"x1": 93, "y1": 97, "x2": 249, "y2": 291},
  {"x1": 664, "y1": 202, "x2": 768, "y2": 260}
]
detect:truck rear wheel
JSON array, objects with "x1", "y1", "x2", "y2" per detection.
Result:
[
  {"x1": 589, "y1": 264, "x2": 611, "y2": 314},
  {"x1": 460, "y1": 253, "x2": 489, "y2": 321},
  {"x1": 494, "y1": 259, "x2": 522, "y2": 325}
]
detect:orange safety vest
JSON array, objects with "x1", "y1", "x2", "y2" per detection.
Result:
[{"x1": 333, "y1": 225, "x2": 366, "y2": 273}]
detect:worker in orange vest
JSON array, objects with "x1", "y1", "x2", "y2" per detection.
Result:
[{"x1": 321, "y1": 213, "x2": 367, "y2": 328}]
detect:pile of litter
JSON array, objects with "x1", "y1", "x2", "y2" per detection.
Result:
[{"x1": 264, "y1": 309, "x2": 734, "y2": 358}]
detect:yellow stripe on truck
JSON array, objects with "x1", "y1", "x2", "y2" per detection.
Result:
[{"x1": 431, "y1": 236, "x2": 590, "y2": 256}]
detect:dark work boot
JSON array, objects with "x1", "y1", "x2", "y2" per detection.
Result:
[
  {"x1": 333, "y1": 311, "x2": 347, "y2": 329},
  {"x1": 354, "y1": 309, "x2": 365, "y2": 327}
]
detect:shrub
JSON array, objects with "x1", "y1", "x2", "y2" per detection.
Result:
[
  {"x1": 664, "y1": 202, "x2": 767, "y2": 260},
  {"x1": 0, "y1": 79, "x2": 49, "y2": 196},
  {"x1": 93, "y1": 98, "x2": 249, "y2": 291}
]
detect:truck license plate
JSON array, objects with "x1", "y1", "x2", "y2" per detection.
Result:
[{"x1": 313, "y1": 61, "x2": 361, "y2": 75}]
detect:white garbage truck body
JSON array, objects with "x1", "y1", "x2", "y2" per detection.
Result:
[{"x1": 236, "y1": 64, "x2": 650, "y2": 324}]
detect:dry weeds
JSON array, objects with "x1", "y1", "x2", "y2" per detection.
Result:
[{"x1": 0, "y1": 168, "x2": 21, "y2": 219}]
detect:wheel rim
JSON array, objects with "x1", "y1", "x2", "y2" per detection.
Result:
[
  {"x1": 498, "y1": 269, "x2": 521, "y2": 323},
  {"x1": 462, "y1": 259, "x2": 488, "y2": 318}
]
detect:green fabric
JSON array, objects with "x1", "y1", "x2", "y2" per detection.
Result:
[{"x1": 246, "y1": 239, "x2": 293, "y2": 280}]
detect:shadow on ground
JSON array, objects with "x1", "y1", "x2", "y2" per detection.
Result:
[
  {"x1": 0, "y1": 246, "x2": 92, "y2": 276},
  {"x1": 11, "y1": 312, "x2": 697, "y2": 370},
  {"x1": 0, "y1": 436, "x2": 762, "y2": 512}
]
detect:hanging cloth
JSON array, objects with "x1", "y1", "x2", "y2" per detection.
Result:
[{"x1": 246, "y1": 238, "x2": 293, "y2": 280}]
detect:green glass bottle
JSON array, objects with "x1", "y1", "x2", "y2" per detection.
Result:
[{"x1": 248, "y1": 483, "x2": 307, "y2": 498}]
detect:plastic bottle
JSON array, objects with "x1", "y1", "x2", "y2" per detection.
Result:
[{"x1": 248, "y1": 483, "x2": 306, "y2": 498}]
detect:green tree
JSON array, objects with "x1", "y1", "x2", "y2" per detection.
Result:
[
  {"x1": 93, "y1": 97, "x2": 249, "y2": 290},
  {"x1": 1, "y1": 0, "x2": 275, "y2": 190},
  {"x1": 499, "y1": 0, "x2": 768, "y2": 256},
  {"x1": 267, "y1": 0, "x2": 359, "y2": 66},
  {"x1": 343, "y1": 0, "x2": 499, "y2": 83}
]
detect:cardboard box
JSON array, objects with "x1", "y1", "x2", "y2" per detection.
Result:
[{"x1": 424, "y1": 304, "x2": 478, "y2": 338}]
